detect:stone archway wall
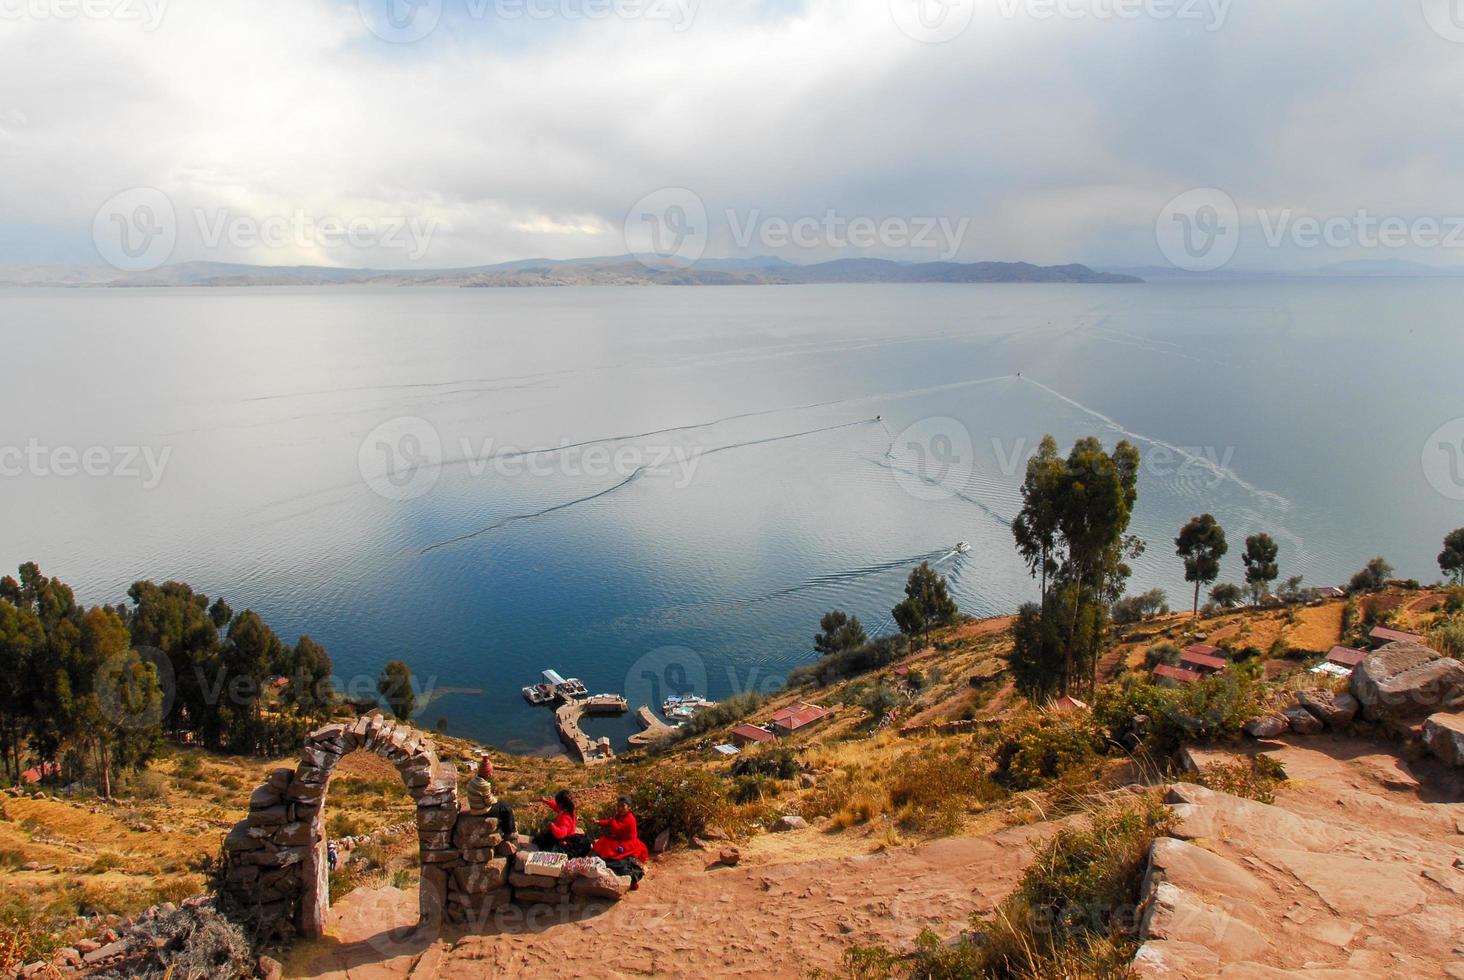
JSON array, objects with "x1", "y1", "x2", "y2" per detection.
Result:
[{"x1": 222, "y1": 715, "x2": 513, "y2": 939}]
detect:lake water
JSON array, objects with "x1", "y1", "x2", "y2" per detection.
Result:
[{"x1": 2, "y1": 280, "x2": 1461, "y2": 753}]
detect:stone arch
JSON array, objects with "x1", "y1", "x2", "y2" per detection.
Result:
[{"x1": 223, "y1": 715, "x2": 460, "y2": 939}]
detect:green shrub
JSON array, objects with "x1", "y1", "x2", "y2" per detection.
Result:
[
  {"x1": 1144, "y1": 642, "x2": 1180, "y2": 669},
  {"x1": 994, "y1": 714, "x2": 1105, "y2": 791},
  {"x1": 731, "y1": 746, "x2": 800, "y2": 780},
  {"x1": 1181, "y1": 756, "x2": 1286, "y2": 804},
  {"x1": 1431, "y1": 618, "x2": 1464, "y2": 659},
  {"x1": 629, "y1": 766, "x2": 727, "y2": 845}
]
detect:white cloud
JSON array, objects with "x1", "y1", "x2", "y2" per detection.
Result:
[{"x1": 2, "y1": 0, "x2": 1463, "y2": 270}]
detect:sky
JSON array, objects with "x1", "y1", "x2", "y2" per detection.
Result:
[{"x1": 4, "y1": 0, "x2": 1464, "y2": 272}]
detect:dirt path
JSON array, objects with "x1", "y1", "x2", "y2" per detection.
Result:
[{"x1": 286, "y1": 821, "x2": 1053, "y2": 979}]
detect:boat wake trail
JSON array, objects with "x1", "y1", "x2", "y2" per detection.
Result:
[
  {"x1": 418, "y1": 417, "x2": 879, "y2": 555},
  {"x1": 865, "y1": 457, "x2": 1014, "y2": 528},
  {"x1": 1017, "y1": 376, "x2": 1291, "y2": 509},
  {"x1": 713, "y1": 548, "x2": 955, "y2": 609},
  {"x1": 420, "y1": 468, "x2": 649, "y2": 555}
]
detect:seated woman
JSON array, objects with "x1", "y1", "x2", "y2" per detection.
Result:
[
  {"x1": 532, "y1": 790, "x2": 591, "y2": 858},
  {"x1": 592, "y1": 796, "x2": 651, "y2": 865}
]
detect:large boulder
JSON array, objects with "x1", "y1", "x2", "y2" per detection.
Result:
[
  {"x1": 1282, "y1": 707, "x2": 1323, "y2": 735},
  {"x1": 1243, "y1": 714, "x2": 1289, "y2": 739},
  {"x1": 1295, "y1": 689, "x2": 1359, "y2": 729},
  {"x1": 1423, "y1": 712, "x2": 1464, "y2": 767},
  {"x1": 1350, "y1": 642, "x2": 1464, "y2": 722}
]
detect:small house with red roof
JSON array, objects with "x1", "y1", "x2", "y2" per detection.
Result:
[
  {"x1": 1153, "y1": 664, "x2": 1202, "y2": 686},
  {"x1": 769, "y1": 702, "x2": 830, "y2": 736},
  {"x1": 1370, "y1": 626, "x2": 1424, "y2": 648},
  {"x1": 731, "y1": 723, "x2": 777, "y2": 748}
]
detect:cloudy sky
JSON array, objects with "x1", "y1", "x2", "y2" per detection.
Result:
[{"x1": 4, "y1": 0, "x2": 1464, "y2": 271}]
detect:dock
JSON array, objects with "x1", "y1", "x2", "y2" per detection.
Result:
[
  {"x1": 627, "y1": 705, "x2": 676, "y2": 748},
  {"x1": 554, "y1": 694, "x2": 629, "y2": 765}
]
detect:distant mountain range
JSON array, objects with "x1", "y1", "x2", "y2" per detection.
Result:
[{"x1": 0, "y1": 256, "x2": 1142, "y2": 288}]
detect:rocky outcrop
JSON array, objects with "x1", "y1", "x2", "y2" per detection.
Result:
[
  {"x1": 1243, "y1": 713, "x2": 1289, "y2": 738},
  {"x1": 1295, "y1": 689, "x2": 1359, "y2": 729},
  {"x1": 1283, "y1": 706, "x2": 1324, "y2": 735},
  {"x1": 1423, "y1": 712, "x2": 1464, "y2": 767},
  {"x1": 1350, "y1": 641, "x2": 1464, "y2": 723}
]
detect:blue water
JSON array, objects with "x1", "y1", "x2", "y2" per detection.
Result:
[{"x1": 2, "y1": 280, "x2": 1460, "y2": 752}]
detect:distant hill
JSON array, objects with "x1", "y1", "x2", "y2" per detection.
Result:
[{"x1": 1, "y1": 257, "x2": 1141, "y2": 288}]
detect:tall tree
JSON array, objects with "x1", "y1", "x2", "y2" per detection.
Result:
[
  {"x1": 1349, "y1": 557, "x2": 1393, "y2": 594},
  {"x1": 892, "y1": 563, "x2": 959, "y2": 649},
  {"x1": 1242, "y1": 533, "x2": 1280, "y2": 605},
  {"x1": 1176, "y1": 514, "x2": 1228, "y2": 617},
  {"x1": 1440, "y1": 528, "x2": 1464, "y2": 585},
  {"x1": 377, "y1": 661, "x2": 417, "y2": 720},
  {"x1": 813, "y1": 610, "x2": 867, "y2": 657},
  {"x1": 1012, "y1": 435, "x2": 1065, "y2": 600},
  {"x1": 1055, "y1": 438, "x2": 1142, "y2": 691}
]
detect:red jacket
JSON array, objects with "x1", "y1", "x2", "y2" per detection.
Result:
[
  {"x1": 542, "y1": 798, "x2": 577, "y2": 840},
  {"x1": 593, "y1": 811, "x2": 650, "y2": 862}
]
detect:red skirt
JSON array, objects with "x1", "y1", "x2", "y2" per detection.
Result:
[{"x1": 593, "y1": 835, "x2": 650, "y2": 863}]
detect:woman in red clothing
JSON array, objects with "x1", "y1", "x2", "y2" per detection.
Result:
[
  {"x1": 592, "y1": 796, "x2": 651, "y2": 864},
  {"x1": 533, "y1": 790, "x2": 591, "y2": 857}
]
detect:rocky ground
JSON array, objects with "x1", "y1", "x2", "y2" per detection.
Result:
[
  {"x1": 1136, "y1": 735, "x2": 1464, "y2": 978},
  {"x1": 276, "y1": 732, "x2": 1464, "y2": 980},
  {"x1": 284, "y1": 820, "x2": 1054, "y2": 979}
]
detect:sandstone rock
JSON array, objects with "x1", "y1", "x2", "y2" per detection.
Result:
[
  {"x1": 265, "y1": 768, "x2": 293, "y2": 792},
  {"x1": 249, "y1": 785, "x2": 283, "y2": 810},
  {"x1": 1244, "y1": 714, "x2": 1290, "y2": 738},
  {"x1": 420, "y1": 864, "x2": 447, "y2": 924},
  {"x1": 225, "y1": 823, "x2": 262, "y2": 852},
  {"x1": 571, "y1": 874, "x2": 630, "y2": 900},
  {"x1": 1131, "y1": 939, "x2": 1221, "y2": 978},
  {"x1": 56, "y1": 947, "x2": 81, "y2": 967},
  {"x1": 1351, "y1": 642, "x2": 1464, "y2": 722},
  {"x1": 719, "y1": 847, "x2": 741, "y2": 866},
  {"x1": 452, "y1": 859, "x2": 509, "y2": 894},
  {"x1": 453, "y1": 814, "x2": 501, "y2": 849},
  {"x1": 653, "y1": 830, "x2": 671, "y2": 854},
  {"x1": 1296, "y1": 689, "x2": 1360, "y2": 728},
  {"x1": 75, "y1": 938, "x2": 101, "y2": 954},
  {"x1": 1139, "y1": 881, "x2": 1269, "y2": 961},
  {"x1": 417, "y1": 805, "x2": 456, "y2": 833},
  {"x1": 82, "y1": 939, "x2": 130, "y2": 965},
  {"x1": 773, "y1": 815, "x2": 809, "y2": 832},
  {"x1": 1143, "y1": 837, "x2": 1265, "y2": 903},
  {"x1": 258, "y1": 955, "x2": 283, "y2": 980},
  {"x1": 799, "y1": 773, "x2": 817, "y2": 788},
  {"x1": 246, "y1": 805, "x2": 288, "y2": 827},
  {"x1": 1424, "y1": 712, "x2": 1464, "y2": 767},
  {"x1": 1283, "y1": 706, "x2": 1324, "y2": 735}
]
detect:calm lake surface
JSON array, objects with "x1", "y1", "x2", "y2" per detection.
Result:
[{"x1": 2, "y1": 280, "x2": 1461, "y2": 753}]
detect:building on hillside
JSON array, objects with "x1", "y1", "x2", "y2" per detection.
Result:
[
  {"x1": 731, "y1": 723, "x2": 777, "y2": 748},
  {"x1": 1153, "y1": 664, "x2": 1202, "y2": 686},
  {"x1": 1179, "y1": 645, "x2": 1229, "y2": 675},
  {"x1": 711, "y1": 743, "x2": 740, "y2": 757},
  {"x1": 1053, "y1": 695, "x2": 1089, "y2": 712},
  {"x1": 1326, "y1": 645, "x2": 1368, "y2": 669},
  {"x1": 1370, "y1": 626, "x2": 1424, "y2": 648},
  {"x1": 1313, "y1": 586, "x2": 1346, "y2": 601},
  {"x1": 769, "y1": 702, "x2": 830, "y2": 736}
]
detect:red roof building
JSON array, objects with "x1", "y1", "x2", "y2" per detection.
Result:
[
  {"x1": 1153, "y1": 664, "x2": 1202, "y2": 685},
  {"x1": 1179, "y1": 650, "x2": 1229, "y2": 674},
  {"x1": 1053, "y1": 695, "x2": 1090, "y2": 712},
  {"x1": 769, "y1": 702, "x2": 830, "y2": 735},
  {"x1": 1370, "y1": 626, "x2": 1424, "y2": 648},
  {"x1": 731, "y1": 724, "x2": 777, "y2": 747},
  {"x1": 1326, "y1": 645, "x2": 1368, "y2": 668},
  {"x1": 1182, "y1": 643, "x2": 1226, "y2": 659}
]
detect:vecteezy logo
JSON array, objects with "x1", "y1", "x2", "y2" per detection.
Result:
[
  {"x1": 1420, "y1": 0, "x2": 1464, "y2": 42},
  {"x1": 1423, "y1": 418, "x2": 1464, "y2": 501},
  {"x1": 359, "y1": 417, "x2": 443, "y2": 501},
  {"x1": 358, "y1": 0, "x2": 442, "y2": 43},
  {"x1": 888, "y1": 417, "x2": 975, "y2": 502},
  {"x1": 623, "y1": 188, "x2": 708, "y2": 270},
  {"x1": 93, "y1": 188, "x2": 177, "y2": 272},
  {"x1": 624, "y1": 646, "x2": 708, "y2": 717},
  {"x1": 889, "y1": 0, "x2": 976, "y2": 43},
  {"x1": 1155, "y1": 187, "x2": 1240, "y2": 273}
]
